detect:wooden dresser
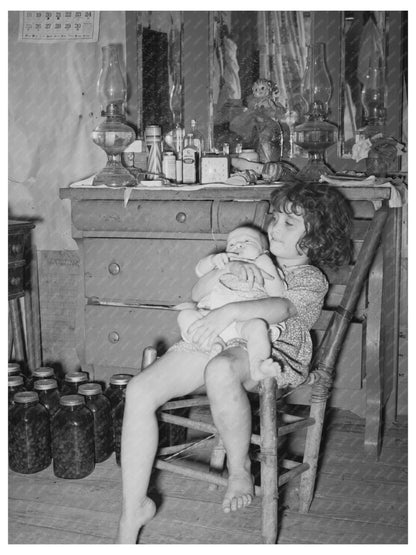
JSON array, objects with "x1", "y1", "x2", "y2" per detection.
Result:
[{"x1": 60, "y1": 184, "x2": 402, "y2": 455}]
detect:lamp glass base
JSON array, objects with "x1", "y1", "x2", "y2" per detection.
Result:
[
  {"x1": 92, "y1": 159, "x2": 136, "y2": 188},
  {"x1": 296, "y1": 156, "x2": 334, "y2": 182}
]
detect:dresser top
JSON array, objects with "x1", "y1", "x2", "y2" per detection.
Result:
[{"x1": 59, "y1": 184, "x2": 392, "y2": 203}]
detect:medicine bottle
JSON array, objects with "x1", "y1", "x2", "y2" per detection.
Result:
[
  {"x1": 79, "y1": 383, "x2": 113, "y2": 463},
  {"x1": 51, "y1": 394, "x2": 95, "y2": 479},
  {"x1": 8, "y1": 375, "x2": 25, "y2": 407},
  {"x1": 9, "y1": 391, "x2": 51, "y2": 474},
  {"x1": 34, "y1": 378, "x2": 61, "y2": 417},
  {"x1": 61, "y1": 371, "x2": 89, "y2": 395}
]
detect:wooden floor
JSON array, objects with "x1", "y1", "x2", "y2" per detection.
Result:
[{"x1": 8, "y1": 408, "x2": 407, "y2": 544}]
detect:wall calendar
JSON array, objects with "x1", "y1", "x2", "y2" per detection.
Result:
[{"x1": 18, "y1": 11, "x2": 100, "y2": 43}]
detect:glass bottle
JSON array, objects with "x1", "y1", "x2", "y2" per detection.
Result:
[
  {"x1": 34, "y1": 378, "x2": 61, "y2": 417},
  {"x1": 79, "y1": 383, "x2": 113, "y2": 463},
  {"x1": 189, "y1": 119, "x2": 205, "y2": 156},
  {"x1": 8, "y1": 375, "x2": 25, "y2": 407},
  {"x1": 182, "y1": 134, "x2": 199, "y2": 184},
  {"x1": 61, "y1": 371, "x2": 89, "y2": 395},
  {"x1": 51, "y1": 394, "x2": 95, "y2": 479},
  {"x1": 9, "y1": 391, "x2": 51, "y2": 474}
]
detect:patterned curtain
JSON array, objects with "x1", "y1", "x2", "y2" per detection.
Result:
[{"x1": 258, "y1": 11, "x2": 308, "y2": 113}]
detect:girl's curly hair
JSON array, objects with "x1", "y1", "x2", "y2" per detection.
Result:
[{"x1": 270, "y1": 182, "x2": 354, "y2": 268}]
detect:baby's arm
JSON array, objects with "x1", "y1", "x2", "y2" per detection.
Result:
[
  {"x1": 195, "y1": 252, "x2": 230, "y2": 277},
  {"x1": 255, "y1": 254, "x2": 286, "y2": 297}
]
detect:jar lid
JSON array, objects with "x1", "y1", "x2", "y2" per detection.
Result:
[
  {"x1": 34, "y1": 378, "x2": 58, "y2": 391},
  {"x1": 79, "y1": 383, "x2": 102, "y2": 396},
  {"x1": 8, "y1": 375, "x2": 24, "y2": 387},
  {"x1": 33, "y1": 367, "x2": 55, "y2": 378},
  {"x1": 14, "y1": 391, "x2": 38, "y2": 404},
  {"x1": 109, "y1": 373, "x2": 133, "y2": 385},
  {"x1": 64, "y1": 371, "x2": 89, "y2": 383},
  {"x1": 60, "y1": 394, "x2": 85, "y2": 407},
  {"x1": 8, "y1": 363, "x2": 20, "y2": 374}
]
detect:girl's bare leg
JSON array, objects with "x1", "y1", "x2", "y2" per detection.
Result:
[
  {"x1": 204, "y1": 348, "x2": 258, "y2": 513},
  {"x1": 116, "y1": 349, "x2": 209, "y2": 544}
]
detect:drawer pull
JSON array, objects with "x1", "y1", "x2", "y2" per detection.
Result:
[
  {"x1": 11, "y1": 244, "x2": 23, "y2": 255},
  {"x1": 10, "y1": 276, "x2": 21, "y2": 286},
  {"x1": 176, "y1": 212, "x2": 187, "y2": 223},
  {"x1": 108, "y1": 331, "x2": 120, "y2": 343},
  {"x1": 108, "y1": 262, "x2": 121, "y2": 275}
]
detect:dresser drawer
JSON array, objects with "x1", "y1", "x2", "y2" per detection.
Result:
[
  {"x1": 72, "y1": 199, "x2": 269, "y2": 234},
  {"x1": 84, "y1": 238, "x2": 224, "y2": 302},
  {"x1": 85, "y1": 305, "x2": 180, "y2": 368}
]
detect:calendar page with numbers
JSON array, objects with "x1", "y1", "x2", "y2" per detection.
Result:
[{"x1": 18, "y1": 11, "x2": 100, "y2": 43}]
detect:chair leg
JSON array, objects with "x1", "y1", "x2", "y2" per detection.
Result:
[
  {"x1": 298, "y1": 399, "x2": 327, "y2": 513},
  {"x1": 208, "y1": 435, "x2": 226, "y2": 490},
  {"x1": 259, "y1": 377, "x2": 278, "y2": 544}
]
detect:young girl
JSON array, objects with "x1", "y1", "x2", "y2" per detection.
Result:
[{"x1": 116, "y1": 182, "x2": 353, "y2": 543}]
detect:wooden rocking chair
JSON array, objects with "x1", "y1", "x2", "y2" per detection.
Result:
[{"x1": 147, "y1": 204, "x2": 389, "y2": 544}]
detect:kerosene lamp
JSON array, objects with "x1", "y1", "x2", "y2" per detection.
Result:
[
  {"x1": 91, "y1": 44, "x2": 136, "y2": 187},
  {"x1": 294, "y1": 42, "x2": 337, "y2": 181}
]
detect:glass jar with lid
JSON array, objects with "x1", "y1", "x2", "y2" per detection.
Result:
[
  {"x1": 61, "y1": 371, "x2": 89, "y2": 396},
  {"x1": 51, "y1": 394, "x2": 95, "y2": 479},
  {"x1": 78, "y1": 383, "x2": 113, "y2": 463},
  {"x1": 27, "y1": 366, "x2": 57, "y2": 390},
  {"x1": 8, "y1": 362, "x2": 22, "y2": 377},
  {"x1": 8, "y1": 375, "x2": 25, "y2": 407},
  {"x1": 104, "y1": 373, "x2": 133, "y2": 450},
  {"x1": 34, "y1": 378, "x2": 61, "y2": 417},
  {"x1": 113, "y1": 391, "x2": 126, "y2": 466},
  {"x1": 9, "y1": 391, "x2": 51, "y2": 474}
]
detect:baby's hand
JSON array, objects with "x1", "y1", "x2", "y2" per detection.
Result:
[{"x1": 212, "y1": 252, "x2": 230, "y2": 269}]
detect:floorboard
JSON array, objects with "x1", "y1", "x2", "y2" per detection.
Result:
[{"x1": 8, "y1": 409, "x2": 407, "y2": 544}]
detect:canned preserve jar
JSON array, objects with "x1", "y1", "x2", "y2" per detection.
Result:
[
  {"x1": 104, "y1": 374, "x2": 133, "y2": 448},
  {"x1": 27, "y1": 366, "x2": 57, "y2": 390},
  {"x1": 8, "y1": 375, "x2": 25, "y2": 407},
  {"x1": 113, "y1": 392, "x2": 126, "y2": 466},
  {"x1": 79, "y1": 383, "x2": 113, "y2": 463},
  {"x1": 9, "y1": 391, "x2": 51, "y2": 474},
  {"x1": 34, "y1": 378, "x2": 61, "y2": 417},
  {"x1": 61, "y1": 371, "x2": 89, "y2": 395},
  {"x1": 51, "y1": 395, "x2": 95, "y2": 479}
]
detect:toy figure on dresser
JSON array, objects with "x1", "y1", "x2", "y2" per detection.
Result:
[
  {"x1": 230, "y1": 78, "x2": 287, "y2": 163},
  {"x1": 176, "y1": 225, "x2": 288, "y2": 381}
]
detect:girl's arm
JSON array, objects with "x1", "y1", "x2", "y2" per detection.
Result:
[
  {"x1": 254, "y1": 254, "x2": 286, "y2": 297},
  {"x1": 187, "y1": 297, "x2": 297, "y2": 351}
]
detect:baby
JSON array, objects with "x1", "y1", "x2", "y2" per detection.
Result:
[{"x1": 177, "y1": 225, "x2": 287, "y2": 381}]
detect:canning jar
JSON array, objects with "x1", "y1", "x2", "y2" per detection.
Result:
[
  {"x1": 8, "y1": 362, "x2": 21, "y2": 377},
  {"x1": 8, "y1": 375, "x2": 25, "y2": 407},
  {"x1": 9, "y1": 391, "x2": 51, "y2": 474},
  {"x1": 104, "y1": 374, "x2": 133, "y2": 409},
  {"x1": 51, "y1": 394, "x2": 95, "y2": 479},
  {"x1": 79, "y1": 383, "x2": 113, "y2": 463},
  {"x1": 60, "y1": 371, "x2": 89, "y2": 395},
  {"x1": 27, "y1": 366, "x2": 57, "y2": 390},
  {"x1": 113, "y1": 391, "x2": 126, "y2": 466},
  {"x1": 34, "y1": 378, "x2": 61, "y2": 417}
]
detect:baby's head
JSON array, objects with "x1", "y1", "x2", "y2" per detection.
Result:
[
  {"x1": 226, "y1": 226, "x2": 268, "y2": 260},
  {"x1": 270, "y1": 182, "x2": 353, "y2": 268}
]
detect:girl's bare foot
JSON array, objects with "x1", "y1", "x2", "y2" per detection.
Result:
[
  {"x1": 222, "y1": 471, "x2": 254, "y2": 513},
  {"x1": 116, "y1": 496, "x2": 156, "y2": 544}
]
